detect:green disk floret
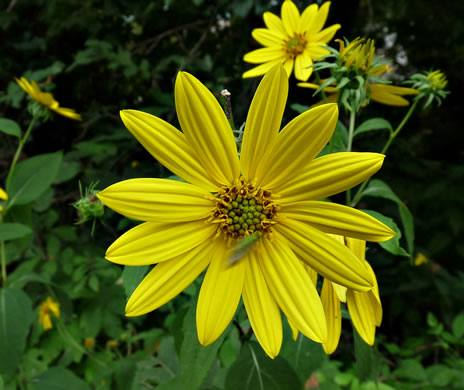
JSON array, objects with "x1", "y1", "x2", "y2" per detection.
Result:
[{"x1": 208, "y1": 177, "x2": 278, "y2": 240}]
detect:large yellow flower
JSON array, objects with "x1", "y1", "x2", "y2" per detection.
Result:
[
  {"x1": 38, "y1": 296, "x2": 60, "y2": 330},
  {"x1": 98, "y1": 64, "x2": 394, "y2": 358},
  {"x1": 243, "y1": 0, "x2": 340, "y2": 81},
  {"x1": 16, "y1": 77, "x2": 82, "y2": 120},
  {"x1": 0, "y1": 187, "x2": 7, "y2": 212}
]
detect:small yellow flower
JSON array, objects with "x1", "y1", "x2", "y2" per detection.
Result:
[
  {"x1": 131, "y1": 160, "x2": 140, "y2": 168},
  {"x1": 414, "y1": 252, "x2": 429, "y2": 266},
  {"x1": 38, "y1": 296, "x2": 60, "y2": 330},
  {"x1": 106, "y1": 339, "x2": 119, "y2": 348},
  {"x1": 97, "y1": 64, "x2": 394, "y2": 358},
  {"x1": 243, "y1": 0, "x2": 340, "y2": 81},
  {"x1": 15, "y1": 77, "x2": 82, "y2": 121},
  {"x1": 84, "y1": 337, "x2": 95, "y2": 349},
  {"x1": 426, "y1": 70, "x2": 448, "y2": 90},
  {"x1": 0, "y1": 187, "x2": 7, "y2": 212}
]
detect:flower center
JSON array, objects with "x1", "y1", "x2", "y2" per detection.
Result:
[
  {"x1": 285, "y1": 35, "x2": 306, "y2": 58},
  {"x1": 208, "y1": 177, "x2": 278, "y2": 240}
]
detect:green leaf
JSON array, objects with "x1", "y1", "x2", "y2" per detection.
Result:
[
  {"x1": 122, "y1": 265, "x2": 149, "y2": 297},
  {"x1": 225, "y1": 341, "x2": 302, "y2": 390},
  {"x1": 0, "y1": 288, "x2": 34, "y2": 379},
  {"x1": 452, "y1": 313, "x2": 464, "y2": 339},
  {"x1": 362, "y1": 179, "x2": 401, "y2": 203},
  {"x1": 8, "y1": 152, "x2": 63, "y2": 207},
  {"x1": 353, "y1": 118, "x2": 392, "y2": 138},
  {"x1": 353, "y1": 329, "x2": 380, "y2": 382},
  {"x1": 394, "y1": 359, "x2": 427, "y2": 381},
  {"x1": 114, "y1": 358, "x2": 136, "y2": 390},
  {"x1": 0, "y1": 223, "x2": 32, "y2": 241},
  {"x1": 364, "y1": 210, "x2": 409, "y2": 256},
  {"x1": 399, "y1": 203, "x2": 415, "y2": 259},
  {"x1": 290, "y1": 103, "x2": 310, "y2": 114},
  {"x1": 0, "y1": 118, "x2": 21, "y2": 137},
  {"x1": 30, "y1": 367, "x2": 90, "y2": 390},
  {"x1": 179, "y1": 305, "x2": 225, "y2": 390}
]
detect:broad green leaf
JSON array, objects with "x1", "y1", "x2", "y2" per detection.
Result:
[
  {"x1": 353, "y1": 329, "x2": 381, "y2": 382},
  {"x1": 362, "y1": 179, "x2": 402, "y2": 204},
  {"x1": 30, "y1": 367, "x2": 90, "y2": 390},
  {"x1": 364, "y1": 210, "x2": 409, "y2": 256},
  {"x1": 0, "y1": 288, "x2": 33, "y2": 379},
  {"x1": 53, "y1": 160, "x2": 81, "y2": 184},
  {"x1": 0, "y1": 223, "x2": 32, "y2": 241},
  {"x1": 0, "y1": 118, "x2": 21, "y2": 137},
  {"x1": 393, "y1": 359, "x2": 427, "y2": 381},
  {"x1": 353, "y1": 118, "x2": 392, "y2": 138},
  {"x1": 452, "y1": 313, "x2": 464, "y2": 339},
  {"x1": 8, "y1": 152, "x2": 62, "y2": 207},
  {"x1": 114, "y1": 358, "x2": 136, "y2": 390},
  {"x1": 179, "y1": 305, "x2": 225, "y2": 390},
  {"x1": 225, "y1": 341, "x2": 302, "y2": 390},
  {"x1": 122, "y1": 265, "x2": 149, "y2": 297}
]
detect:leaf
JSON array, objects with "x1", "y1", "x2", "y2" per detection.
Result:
[
  {"x1": 225, "y1": 341, "x2": 302, "y2": 390},
  {"x1": 0, "y1": 223, "x2": 32, "y2": 241},
  {"x1": 30, "y1": 367, "x2": 90, "y2": 390},
  {"x1": 399, "y1": 203, "x2": 415, "y2": 260},
  {"x1": 353, "y1": 118, "x2": 392, "y2": 138},
  {"x1": 362, "y1": 179, "x2": 402, "y2": 203},
  {"x1": 452, "y1": 313, "x2": 464, "y2": 339},
  {"x1": 290, "y1": 103, "x2": 310, "y2": 114},
  {"x1": 179, "y1": 304, "x2": 225, "y2": 390},
  {"x1": 363, "y1": 210, "x2": 409, "y2": 256},
  {"x1": 8, "y1": 152, "x2": 63, "y2": 207},
  {"x1": 394, "y1": 359, "x2": 427, "y2": 381},
  {"x1": 114, "y1": 358, "x2": 136, "y2": 390},
  {"x1": 353, "y1": 328, "x2": 381, "y2": 382},
  {"x1": 0, "y1": 288, "x2": 34, "y2": 379},
  {"x1": 122, "y1": 265, "x2": 149, "y2": 297},
  {"x1": 0, "y1": 118, "x2": 21, "y2": 137}
]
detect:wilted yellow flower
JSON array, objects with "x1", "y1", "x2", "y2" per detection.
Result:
[
  {"x1": 15, "y1": 77, "x2": 82, "y2": 121},
  {"x1": 243, "y1": 0, "x2": 340, "y2": 81},
  {"x1": 414, "y1": 252, "x2": 429, "y2": 266},
  {"x1": 98, "y1": 64, "x2": 394, "y2": 358},
  {"x1": 38, "y1": 296, "x2": 60, "y2": 330},
  {"x1": 84, "y1": 337, "x2": 95, "y2": 349},
  {"x1": 106, "y1": 339, "x2": 119, "y2": 348},
  {"x1": 0, "y1": 187, "x2": 7, "y2": 212}
]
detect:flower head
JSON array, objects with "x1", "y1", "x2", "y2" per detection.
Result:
[
  {"x1": 298, "y1": 37, "x2": 419, "y2": 111},
  {"x1": 15, "y1": 77, "x2": 82, "y2": 121},
  {"x1": 0, "y1": 187, "x2": 7, "y2": 212},
  {"x1": 414, "y1": 252, "x2": 429, "y2": 266},
  {"x1": 97, "y1": 64, "x2": 394, "y2": 358},
  {"x1": 243, "y1": 0, "x2": 340, "y2": 81},
  {"x1": 404, "y1": 70, "x2": 450, "y2": 109},
  {"x1": 38, "y1": 296, "x2": 60, "y2": 330}
]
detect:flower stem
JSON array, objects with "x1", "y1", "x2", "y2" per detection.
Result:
[
  {"x1": 350, "y1": 99, "x2": 419, "y2": 207},
  {"x1": 345, "y1": 110, "x2": 356, "y2": 205},
  {"x1": 1, "y1": 240, "x2": 6, "y2": 287},
  {"x1": 5, "y1": 115, "x2": 38, "y2": 193}
]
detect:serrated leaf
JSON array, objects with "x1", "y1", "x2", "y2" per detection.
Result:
[
  {"x1": 353, "y1": 118, "x2": 392, "y2": 138},
  {"x1": 122, "y1": 265, "x2": 149, "y2": 297},
  {"x1": 0, "y1": 118, "x2": 21, "y2": 137},
  {"x1": 30, "y1": 367, "x2": 90, "y2": 390},
  {"x1": 0, "y1": 288, "x2": 34, "y2": 379},
  {"x1": 0, "y1": 223, "x2": 32, "y2": 241}
]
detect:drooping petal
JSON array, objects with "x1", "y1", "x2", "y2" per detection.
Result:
[
  {"x1": 242, "y1": 59, "x2": 284, "y2": 79},
  {"x1": 197, "y1": 239, "x2": 246, "y2": 346},
  {"x1": 309, "y1": 1, "x2": 331, "y2": 35},
  {"x1": 297, "y1": 82, "x2": 338, "y2": 93},
  {"x1": 294, "y1": 50, "x2": 313, "y2": 81},
  {"x1": 347, "y1": 289, "x2": 377, "y2": 345},
  {"x1": 120, "y1": 110, "x2": 220, "y2": 191},
  {"x1": 256, "y1": 104, "x2": 338, "y2": 190},
  {"x1": 175, "y1": 72, "x2": 240, "y2": 186},
  {"x1": 314, "y1": 24, "x2": 341, "y2": 43},
  {"x1": 305, "y1": 264, "x2": 318, "y2": 286},
  {"x1": 51, "y1": 107, "x2": 82, "y2": 121},
  {"x1": 243, "y1": 249, "x2": 282, "y2": 358},
  {"x1": 263, "y1": 11, "x2": 287, "y2": 37},
  {"x1": 243, "y1": 47, "x2": 285, "y2": 64},
  {"x1": 97, "y1": 178, "x2": 214, "y2": 223},
  {"x1": 125, "y1": 239, "x2": 215, "y2": 316},
  {"x1": 298, "y1": 4, "x2": 318, "y2": 34},
  {"x1": 281, "y1": 0, "x2": 300, "y2": 36},
  {"x1": 281, "y1": 201, "x2": 395, "y2": 242},
  {"x1": 276, "y1": 152, "x2": 385, "y2": 203},
  {"x1": 275, "y1": 220, "x2": 374, "y2": 291},
  {"x1": 241, "y1": 64, "x2": 288, "y2": 182},
  {"x1": 252, "y1": 28, "x2": 286, "y2": 47},
  {"x1": 370, "y1": 84, "x2": 417, "y2": 107},
  {"x1": 105, "y1": 220, "x2": 217, "y2": 265},
  {"x1": 259, "y1": 237, "x2": 327, "y2": 343},
  {"x1": 321, "y1": 279, "x2": 341, "y2": 354}
]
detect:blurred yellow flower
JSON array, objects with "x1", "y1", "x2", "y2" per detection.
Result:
[
  {"x1": 106, "y1": 339, "x2": 119, "y2": 348},
  {"x1": 98, "y1": 64, "x2": 393, "y2": 358},
  {"x1": 427, "y1": 70, "x2": 448, "y2": 90},
  {"x1": 38, "y1": 296, "x2": 60, "y2": 330},
  {"x1": 243, "y1": 0, "x2": 340, "y2": 81},
  {"x1": 15, "y1": 77, "x2": 82, "y2": 121},
  {"x1": 0, "y1": 187, "x2": 7, "y2": 212},
  {"x1": 84, "y1": 337, "x2": 95, "y2": 349},
  {"x1": 414, "y1": 252, "x2": 429, "y2": 266}
]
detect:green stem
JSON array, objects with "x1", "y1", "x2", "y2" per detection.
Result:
[
  {"x1": 350, "y1": 99, "x2": 419, "y2": 207},
  {"x1": 314, "y1": 70, "x2": 328, "y2": 104},
  {"x1": 345, "y1": 110, "x2": 356, "y2": 205},
  {"x1": 5, "y1": 116, "x2": 38, "y2": 193},
  {"x1": 1, "y1": 240, "x2": 6, "y2": 287}
]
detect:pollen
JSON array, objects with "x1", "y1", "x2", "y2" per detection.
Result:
[
  {"x1": 208, "y1": 177, "x2": 278, "y2": 240},
  {"x1": 285, "y1": 34, "x2": 307, "y2": 58}
]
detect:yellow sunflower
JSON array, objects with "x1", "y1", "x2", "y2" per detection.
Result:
[
  {"x1": 38, "y1": 296, "x2": 60, "y2": 330},
  {"x1": 97, "y1": 64, "x2": 394, "y2": 358},
  {"x1": 0, "y1": 187, "x2": 7, "y2": 212},
  {"x1": 243, "y1": 0, "x2": 340, "y2": 81},
  {"x1": 15, "y1": 77, "x2": 82, "y2": 121}
]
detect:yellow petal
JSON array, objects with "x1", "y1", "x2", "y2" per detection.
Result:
[
  {"x1": 347, "y1": 289, "x2": 377, "y2": 345},
  {"x1": 288, "y1": 318, "x2": 299, "y2": 341},
  {"x1": 332, "y1": 282, "x2": 347, "y2": 303},
  {"x1": 305, "y1": 264, "x2": 318, "y2": 286},
  {"x1": 241, "y1": 64, "x2": 288, "y2": 182},
  {"x1": 283, "y1": 57, "x2": 294, "y2": 77},
  {"x1": 314, "y1": 24, "x2": 341, "y2": 43},
  {"x1": 321, "y1": 279, "x2": 341, "y2": 354},
  {"x1": 294, "y1": 51, "x2": 313, "y2": 81},
  {"x1": 277, "y1": 152, "x2": 385, "y2": 203},
  {"x1": 372, "y1": 84, "x2": 419, "y2": 96},
  {"x1": 242, "y1": 59, "x2": 284, "y2": 79},
  {"x1": 256, "y1": 104, "x2": 338, "y2": 191},
  {"x1": 306, "y1": 42, "x2": 331, "y2": 60},
  {"x1": 175, "y1": 72, "x2": 239, "y2": 186},
  {"x1": 281, "y1": 201, "x2": 395, "y2": 242},
  {"x1": 243, "y1": 47, "x2": 285, "y2": 64},
  {"x1": 309, "y1": 1, "x2": 331, "y2": 35},
  {"x1": 298, "y1": 4, "x2": 317, "y2": 33},
  {"x1": 263, "y1": 11, "x2": 287, "y2": 37},
  {"x1": 197, "y1": 239, "x2": 246, "y2": 346},
  {"x1": 243, "y1": 249, "x2": 282, "y2": 358},
  {"x1": 297, "y1": 82, "x2": 337, "y2": 94},
  {"x1": 275, "y1": 219, "x2": 374, "y2": 291},
  {"x1": 105, "y1": 220, "x2": 217, "y2": 265},
  {"x1": 345, "y1": 237, "x2": 366, "y2": 260},
  {"x1": 259, "y1": 237, "x2": 327, "y2": 343},
  {"x1": 98, "y1": 178, "x2": 214, "y2": 223},
  {"x1": 281, "y1": 0, "x2": 300, "y2": 36},
  {"x1": 120, "y1": 110, "x2": 220, "y2": 191},
  {"x1": 252, "y1": 28, "x2": 285, "y2": 46},
  {"x1": 370, "y1": 84, "x2": 418, "y2": 107},
  {"x1": 0, "y1": 188, "x2": 7, "y2": 200},
  {"x1": 52, "y1": 107, "x2": 82, "y2": 121},
  {"x1": 126, "y1": 239, "x2": 214, "y2": 316}
]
